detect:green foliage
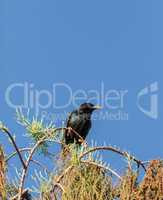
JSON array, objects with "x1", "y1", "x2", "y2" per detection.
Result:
[
  {"x1": 15, "y1": 108, "x2": 63, "y2": 154},
  {"x1": 16, "y1": 108, "x2": 55, "y2": 139}
]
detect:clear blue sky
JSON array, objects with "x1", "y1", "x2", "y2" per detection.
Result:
[{"x1": 1, "y1": 0, "x2": 163, "y2": 185}]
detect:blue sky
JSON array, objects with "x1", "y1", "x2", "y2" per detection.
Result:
[{"x1": 1, "y1": 0, "x2": 163, "y2": 187}]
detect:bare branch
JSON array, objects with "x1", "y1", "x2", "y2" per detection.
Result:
[
  {"x1": 51, "y1": 165, "x2": 74, "y2": 197},
  {"x1": 11, "y1": 189, "x2": 30, "y2": 200},
  {"x1": 79, "y1": 146, "x2": 146, "y2": 172},
  {"x1": 16, "y1": 136, "x2": 65, "y2": 200},
  {"x1": 5, "y1": 148, "x2": 31, "y2": 162},
  {"x1": 54, "y1": 127, "x2": 87, "y2": 146},
  {"x1": 53, "y1": 182, "x2": 65, "y2": 193},
  {"x1": 17, "y1": 136, "x2": 46, "y2": 200},
  {"x1": 1, "y1": 127, "x2": 26, "y2": 169},
  {"x1": 55, "y1": 165, "x2": 74, "y2": 184}
]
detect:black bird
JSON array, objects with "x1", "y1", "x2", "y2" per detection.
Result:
[{"x1": 65, "y1": 103, "x2": 101, "y2": 145}]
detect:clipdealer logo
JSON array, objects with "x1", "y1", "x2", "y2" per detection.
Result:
[
  {"x1": 5, "y1": 82, "x2": 128, "y2": 121},
  {"x1": 137, "y1": 82, "x2": 158, "y2": 119},
  {"x1": 4, "y1": 82, "x2": 159, "y2": 120}
]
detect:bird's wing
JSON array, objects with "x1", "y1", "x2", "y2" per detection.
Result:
[
  {"x1": 67, "y1": 111, "x2": 91, "y2": 137},
  {"x1": 65, "y1": 110, "x2": 80, "y2": 143},
  {"x1": 66, "y1": 110, "x2": 80, "y2": 130}
]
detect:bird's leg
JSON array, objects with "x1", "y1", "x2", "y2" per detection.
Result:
[
  {"x1": 78, "y1": 139, "x2": 82, "y2": 143},
  {"x1": 67, "y1": 127, "x2": 88, "y2": 147},
  {"x1": 78, "y1": 139, "x2": 88, "y2": 148}
]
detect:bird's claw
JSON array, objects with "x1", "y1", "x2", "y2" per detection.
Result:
[{"x1": 78, "y1": 139, "x2": 88, "y2": 148}]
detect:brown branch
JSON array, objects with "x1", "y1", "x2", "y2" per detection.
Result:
[
  {"x1": 1, "y1": 127, "x2": 26, "y2": 169},
  {"x1": 5, "y1": 148, "x2": 31, "y2": 162},
  {"x1": 11, "y1": 189, "x2": 30, "y2": 200},
  {"x1": 55, "y1": 165, "x2": 74, "y2": 184},
  {"x1": 53, "y1": 182, "x2": 65, "y2": 193},
  {"x1": 55, "y1": 127, "x2": 87, "y2": 146},
  {"x1": 79, "y1": 146, "x2": 146, "y2": 172},
  {"x1": 17, "y1": 137, "x2": 46, "y2": 200},
  {"x1": 16, "y1": 137, "x2": 64, "y2": 200},
  {"x1": 51, "y1": 165, "x2": 74, "y2": 196},
  {"x1": 69, "y1": 127, "x2": 85, "y2": 143}
]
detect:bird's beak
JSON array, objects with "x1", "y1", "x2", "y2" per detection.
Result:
[{"x1": 93, "y1": 105, "x2": 102, "y2": 110}]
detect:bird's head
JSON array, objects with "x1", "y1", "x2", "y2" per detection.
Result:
[{"x1": 79, "y1": 103, "x2": 102, "y2": 114}]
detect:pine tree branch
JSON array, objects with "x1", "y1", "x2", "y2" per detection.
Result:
[
  {"x1": 79, "y1": 146, "x2": 146, "y2": 172},
  {"x1": 0, "y1": 127, "x2": 26, "y2": 169}
]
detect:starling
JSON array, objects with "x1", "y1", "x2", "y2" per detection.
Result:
[{"x1": 65, "y1": 103, "x2": 101, "y2": 145}]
